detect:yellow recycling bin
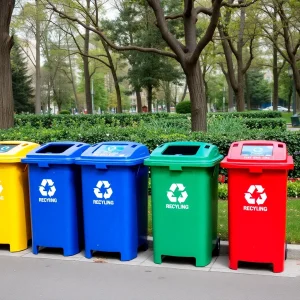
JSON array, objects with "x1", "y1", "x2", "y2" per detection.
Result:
[{"x1": 0, "y1": 141, "x2": 39, "y2": 252}]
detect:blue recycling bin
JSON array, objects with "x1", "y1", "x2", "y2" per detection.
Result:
[
  {"x1": 22, "y1": 142, "x2": 89, "y2": 256},
  {"x1": 76, "y1": 141, "x2": 149, "y2": 261}
]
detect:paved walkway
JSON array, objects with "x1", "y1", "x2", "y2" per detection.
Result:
[
  {"x1": 3, "y1": 246, "x2": 299, "y2": 278},
  {"x1": 0, "y1": 253, "x2": 300, "y2": 300}
]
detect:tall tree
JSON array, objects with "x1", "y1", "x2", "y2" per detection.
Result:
[
  {"x1": 0, "y1": 0, "x2": 15, "y2": 129},
  {"x1": 218, "y1": 0, "x2": 257, "y2": 111},
  {"x1": 11, "y1": 36, "x2": 34, "y2": 113},
  {"x1": 46, "y1": 0, "x2": 257, "y2": 131},
  {"x1": 35, "y1": 0, "x2": 41, "y2": 114}
]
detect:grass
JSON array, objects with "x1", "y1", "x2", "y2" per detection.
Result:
[
  {"x1": 148, "y1": 199, "x2": 300, "y2": 244},
  {"x1": 282, "y1": 112, "x2": 293, "y2": 124}
]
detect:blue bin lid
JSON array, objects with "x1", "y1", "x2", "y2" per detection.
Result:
[
  {"x1": 75, "y1": 141, "x2": 150, "y2": 168},
  {"x1": 22, "y1": 142, "x2": 90, "y2": 167}
]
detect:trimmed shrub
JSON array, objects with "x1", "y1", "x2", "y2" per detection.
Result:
[
  {"x1": 208, "y1": 111, "x2": 282, "y2": 119},
  {"x1": 59, "y1": 110, "x2": 71, "y2": 115},
  {"x1": 176, "y1": 101, "x2": 191, "y2": 114}
]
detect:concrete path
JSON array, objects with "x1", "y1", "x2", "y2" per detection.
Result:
[{"x1": 0, "y1": 254, "x2": 300, "y2": 300}]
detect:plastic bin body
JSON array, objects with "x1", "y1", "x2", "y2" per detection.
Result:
[
  {"x1": 144, "y1": 142, "x2": 223, "y2": 267},
  {"x1": 221, "y1": 140, "x2": 294, "y2": 273},
  {"x1": 76, "y1": 142, "x2": 149, "y2": 261},
  {"x1": 0, "y1": 141, "x2": 39, "y2": 252},
  {"x1": 22, "y1": 142, "x2": 89, "y2": 256}
]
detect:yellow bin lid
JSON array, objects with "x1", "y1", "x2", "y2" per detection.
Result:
[{"x1": 0, "y1": 141, "x2": 40, "y2": 163}]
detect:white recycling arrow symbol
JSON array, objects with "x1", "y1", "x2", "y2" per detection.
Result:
[
  {"x1": 0, "y1": 184, "x2": 3, "y2": 194},
  {"x1": 39, "y1": 179, "x2": 56, "y2": 197},
  {"x1": 167, "y1": 183, "x2": 188, "y2": 203},
  {"x1": 94, "y1": 180, "x2": 113, "y2": 199},
  {"x1": 244, "y1": 185, "x2": 267, "y2": 205}
]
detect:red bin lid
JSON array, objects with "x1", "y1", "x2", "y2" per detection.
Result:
[{"x1": 221, "y1": 140, "x2": 294, "y2": 170}]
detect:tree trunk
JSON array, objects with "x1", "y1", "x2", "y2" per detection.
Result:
[
  {"x1": 245, "y1": 73, "x2": 250, "y2": 110},
  {"x1": 272, "y1": 8, "x2": 278, "y2": 111},
  {"x1": 47, "y1": 80, "x2": 51, "y2": 113},
  {"x1": 136, "y1": 88, "x2": 142, "y2": 113},
  {"x1": 0, "y1": 0, "x2": 15, "y2": 129},
  {"x1": 226, "y1": 76, "x2": 234, "y2": 111},
  {"x1": 288, "y1": 85, "x2": 292, "y2": 112},
  {"x1": 110, "y1": 66, "x2": 122, "y2": 113},
  {"x1": 165, "y1": 82, "x2": 171, "y2": 113},
  {"x1": 83, "y1": 0, "x2": 92, "y2": 114},
  {"x1": 35, "y1": 0, "x2": 41, "y2": 114},
  {"x1": 181, "y1": 80, "x2": 188, "y2": 102},
  {"x1": 147, "y1": 85, "x2": 153, "y2": 113},
  {"x1": 185, "y1": 61, "x2": 207, "y2": 131},
  {"x1": 66, "y1": 35, "x2": 79, "y2": 109},
  {"x1": 101, "y1": 40, "x2": 122, "y2": 113}
]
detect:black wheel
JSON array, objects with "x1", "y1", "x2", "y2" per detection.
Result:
[
  {"x1": 285, "y1": 242, "x2": 288, "y2": 260},
  {"x1": 212, "y1": 237, "x2": 220, "y2": 257}
]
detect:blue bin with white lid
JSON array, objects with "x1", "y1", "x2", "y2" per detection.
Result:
[
  {"x1": 22, "y1": 142, "x2": 89, "y2": 256},
  {"x1": 76, "y1": 141, "x2": 149, "y2": 260}
]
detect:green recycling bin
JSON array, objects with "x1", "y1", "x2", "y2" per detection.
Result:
[{"x1": 144, "y1": 142, "x2": 223, "y2": 267}]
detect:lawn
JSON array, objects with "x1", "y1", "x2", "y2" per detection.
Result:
[
  {"x1": 148, "y1": 199, "x2": 300, "y2": 244},
  {"x1": 282, "y1": 112, "x2": 293, "y2": 124}
]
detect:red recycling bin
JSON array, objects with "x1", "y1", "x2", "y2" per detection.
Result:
[{"x1": 221, "y1": 140, "x2": 294, "y2": 273}]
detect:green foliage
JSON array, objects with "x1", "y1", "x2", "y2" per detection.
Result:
[
  {"x1": 176, "y1": 101, "x2": 191, "y2": 114},
  {"x1": 241, "y1": 118, "x2": 286, "y2": 130},
  {"x1": 59, "y1": 110, "x2": 71, "y2": 115},
  {"x1": 246, "y1": 69, "x2": 271, "y2": 107},
  {"x1": 9, "y1": 113, "x2": 300, "y2": 178},
  {"x1": 218, "y1": 183, "x2": 228, "y2": 200},
  {"x1": 11, "y1": 37, "x2": 34, "y2": 113},
  {"x1": 208, "y1": 111, "x2": 282, "y2": 119}
]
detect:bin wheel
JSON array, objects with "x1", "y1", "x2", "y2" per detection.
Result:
[
  {"x1": 285, "y1": 242, "x2": 288, "y2": 261},
  {"x1": 212, "y1": 238, "x2": 220, "y2": 257}
]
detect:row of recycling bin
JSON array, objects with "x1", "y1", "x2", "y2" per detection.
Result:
[{"x1": 0, "y1": 140, "x2": 294, "y2": 273}]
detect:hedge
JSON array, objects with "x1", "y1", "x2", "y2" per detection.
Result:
[
  {"x1": 208, "y1": 111, "x2": 282, "y2": 119},
  {"x1": 240, "y1": 118, "x2": 286, "y2": 130},
  {"x1": 14, "y1": 111, "x2": 283, "y2": 129},
  {"x1": 1, "y1": 123, "x2": 300, "y2": 177}
]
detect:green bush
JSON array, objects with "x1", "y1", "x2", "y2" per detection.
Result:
[
  {"x1": 241, "y1": 118, "x2": 286, "y2": 130},
  {"x1": 208, "y1": 111, "x2": 282, "y2": 119},
  {"x1": 176, "y1": 101, "x2": 191, "y2": 114},
  {"x1": 59, "y1": 110, "x2": 71, "y2": 115}
]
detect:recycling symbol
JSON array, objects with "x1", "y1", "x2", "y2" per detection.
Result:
[
  {"x1": 39, "y1": 179, "x2": 56, "y2": 197},
  {"x1": 244, "y1": 185, "x2": 267, "y2": 205},
  {"x1": 0, "y1": 184, "x2": 3, "y2": 194},
  {"x1": 94, "y1": 180, "x2": 113, "y2": 199},
  {"x1": 167, "y1": 183, "x2": 188, "y2": 203}
]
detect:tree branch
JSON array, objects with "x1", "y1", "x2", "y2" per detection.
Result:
[
  {"x1": 190, "y1": 0, "x2": 223, "y2": 64},
  {"x1": 147, "y1": 0, "x2": 184, "y2": 60},
  {"x1": 165, "y1": 13, "x2": 183, "y2": 20},
  {"x1": 194, "y1": 6, "x2": 213, "y2": 16},
  {"x1": 242, "y1": 36, "x2": 254, "y2": 74},
  {"x1": 222, "y1": 0, "x2": 258, "y2": 8},
  {"x1": 45, "y1": 0, "x2": 178, "y2": 59},
  {"x1": 184, "y1": 0, "x2": 193, "y2": 17}
]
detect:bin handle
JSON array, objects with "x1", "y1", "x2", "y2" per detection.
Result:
[
  {"x1": 169, "y1": 165, "x2": 182, "y2": 171},
  {"x1": 95, "y1": 163, "x2": 108, "y2": 170}
]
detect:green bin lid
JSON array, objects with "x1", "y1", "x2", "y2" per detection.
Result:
[{"x1": 144, "y1": 141, "x2": 223, "y2": 169}]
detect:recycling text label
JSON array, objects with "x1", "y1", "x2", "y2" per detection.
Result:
[
  {"x1": 244, "y1": 185, "x2": 267, "y2": 212},
  {"x1": 93, "y1": 180, "x2": 114, "y2": 205},
  {"x1": 39, "y1": 179, "x2": 57, "y2": 203},
  {"x1": 166, "y1": 183, "x2": 189, "y2": 210}
]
